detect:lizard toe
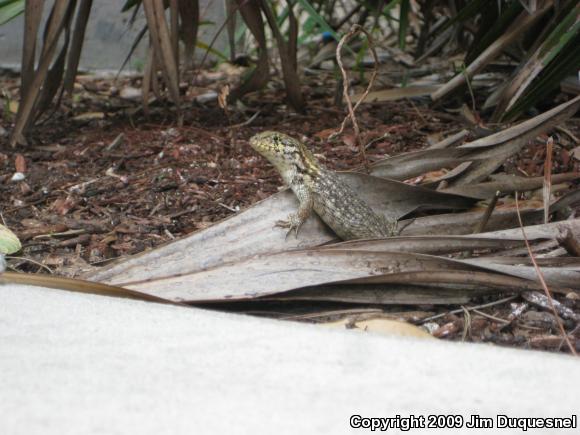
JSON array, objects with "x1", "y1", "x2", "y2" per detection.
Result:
[{"x1": 275, "y1": 219, "x2": 291, "y2": 229}]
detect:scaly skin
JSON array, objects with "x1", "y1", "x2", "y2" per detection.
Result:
[{"x1": 249, "y1": 131, "x2": 398, "y2": 240}]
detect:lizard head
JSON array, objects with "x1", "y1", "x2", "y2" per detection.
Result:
[
  {"x1": 249, "y1": 131, "x2": 301, "y2": 161},
  {"x1": 249, "y1": 131, "x2": 320, "y2": 181}
]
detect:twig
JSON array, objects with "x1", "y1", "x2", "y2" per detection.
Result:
[
  {"x1": 514, "y1": 193, "x2": 577, "y2": 355},
  {"x1": 543, "y1": 136, "x2": 553, "y2": 224},
  {"x1": 332, "y1": 24, "x2": 379, "y2": 172},
  {"x1": 334, "y1": 3, "x2": 363, "y2": 31},
  {"x1": 421, "y1": 295, "x2": 518, "y2": 323},
  {"x1": 473, "y1": 191, "x2": 500, "y2": 233},
  {"x1": 472, "y1": 309, "x2": 511, "y2": 324},
  {"x1": 229, "y1": 110, "x2": 261, "y2": 129},
  {"x1": 281, "y1": 307, "x2": 383, "y2": 321},
  {"x1": 461, "y1": 63, "x2": 477, "y2": 113},
  {"x1": 218, "y1": 202, "x2": 238, "y2": 213},
  {"x1": 408, "y1": 98, "x2": 427, "y2": 124},
  {"x1": 555, "y1": 126, "x2": 579, "y2": 145},
  {"x1": 364, "y1": 133, "x2": 391, "y2": 150},
  {"x1": 167, "y1": 206, "x2": 198, "y2": 220},
  {"x1": 198, "y1": 0, "x2": 241, "y2": 72},
  {"x1": 6, "y1": 256, "x2": 54, "y2": 274},
  {"x1": 106, "y1": 133, "x2": 126, "y2": 152}
]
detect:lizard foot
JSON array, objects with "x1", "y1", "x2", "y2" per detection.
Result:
[{"x1": 275, "y1": 213, "x2": 304, "y2": 239}]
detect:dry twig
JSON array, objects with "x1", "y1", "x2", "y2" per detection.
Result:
[
  {"x1": 543, "y1": 136, "x2": 553, "y2": 224},
  {"x1": 420, "y1": 295, "x2": 518, "y2": 323},
  {"x1": 332, "y1": 24, "x2": 379, "y2": 172},
  {"x1": 473, "y1": 191, "x2": 500, "y2": 234},
  {"x1": 515, "y1": 193, "x2": 578, "y2": 355}
]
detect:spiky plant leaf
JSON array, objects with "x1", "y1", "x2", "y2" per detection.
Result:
[{"x1": 0, "y1": 0, "x2": 24, "y2": 25}]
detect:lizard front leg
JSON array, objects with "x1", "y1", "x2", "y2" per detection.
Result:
[{"x1": 276, "y1": 188, "x2": 314, "y2": 238}]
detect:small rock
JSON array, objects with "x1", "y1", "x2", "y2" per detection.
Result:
[
  {"x1": 161, "y1": 128, "x2": 179, "y2": 139},
  {"x1": 120, "y1": 86, "x2": 142, "y2": 100},
  {"x1": 194, "y1": 91, "x2": 218, "y2": 104},
  {"x1": 421, "y1": 322, "x2": 439, "y2": 334},
  {"x1": 11, "y1": 172, "x2": 25, "y2": 182}
]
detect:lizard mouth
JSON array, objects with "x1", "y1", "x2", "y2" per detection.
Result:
[
  {"x1": 248, "y1": 133, "x2": 271, "y2": 153},
  {"x1": 248, "y1": 135, "x2": 259, "y2": 149}
]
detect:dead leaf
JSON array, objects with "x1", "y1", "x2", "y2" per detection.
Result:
[
  {"x1": 441, "y1": 172, "x2": 580, "y2": 199},
  {"x1": 8, "y1": 100, "x2": 19, "y2": 114},
  {"x1": 322, "y1": 318, "x2": 433, "y2": 339},
  {"x1": 50, "y1": 196, "x2": 76, "y2": 215},
  {"x1": 14, "y1": 154, "x2": 26, "y2": 173},
  {"x1": 72, "y1": 112, "x2": 105, "y2": 121},
  {"x1": 218, "y1": 84, "x2": 230, "y2": 111},
  {"x1": 371, "y1": 95, "x2": 580, "y2": 184},
  {"x1": 353, "y1": 85, "x2": 439, "y2": 103}
]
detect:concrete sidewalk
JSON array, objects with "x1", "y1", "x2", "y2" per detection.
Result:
[{"x1": 1, "y1": 284, "x2": 578, "y2": 434}]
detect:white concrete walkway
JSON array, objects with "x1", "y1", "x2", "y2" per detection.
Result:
[{"x1": 1, "y1": 284, "x2": 578, "y2": 434}]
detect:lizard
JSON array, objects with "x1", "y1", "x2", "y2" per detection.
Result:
[{"x1": 249, "y1": 131, "x2": 398, "y2": 240}]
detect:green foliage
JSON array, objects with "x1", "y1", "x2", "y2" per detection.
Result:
[
  {"x1": 297, "y1": 14, "x2": 319, "y2": 44},
  {"x1": 2, "y1": 90, "x2": 12, "y2": 120},
  {"x1": 294, "y1": 0, "x2": 340, "y2": 41},
  {"x1": 3, "y1": 0, "x2": 577, "y2": 139},
  {"x1": 398, "y1": 0, "x2": 410, "y2": 49},
  {"x1": 132, "y1": 59, "x2": 145, "y2": 73},
  {"x1": 539, "y1": 6, "x2": 580, "y2": 64},
  {"x1": 196, "y1": 40, "x2": 228, "y2": 61},
  {"x1": 0, "y1": 0, "x2": 24, "y2": 25},
  {"x1": 355, "y1": 38, "x2": 368, "y2": 81}
]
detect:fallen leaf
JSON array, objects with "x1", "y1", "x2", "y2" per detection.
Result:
[
  {"x1": 72, "y1": 112, "x2": 105, "y2": 121},
  {"x1": 322, "y1": 318, "x2": 433, "y2": 339},
  {"x1": 50, "y1": 196, "x2": 77, "y2": 215},
  {"x1": 8, "y1": 100, "x2": 18, "y2": 114},
  {"x1": 0, "y1": 224, "x2": 22, "y2": 255},
  {"x1": 14, "y1": 154, "x2": 26, "y2": 173},
  {"x1": 353, "y1": 85, "x2": 439, "y2": 103}
]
